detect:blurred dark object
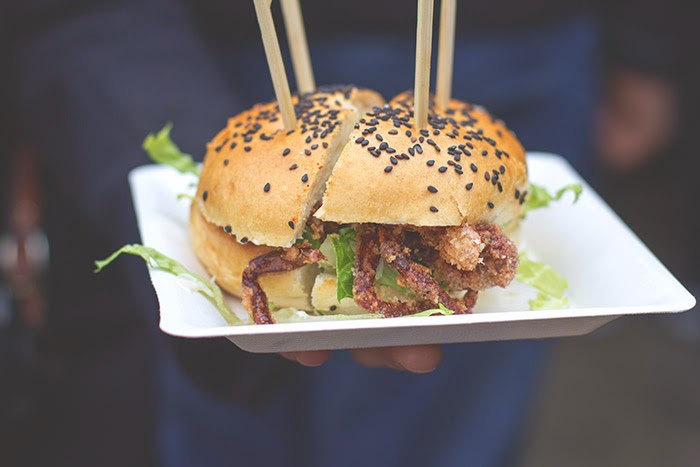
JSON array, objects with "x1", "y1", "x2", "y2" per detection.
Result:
[
  {"x1": 0, "y1": 145, "x2": 53, "y2": 466},
  {"x1": 596, "y1": 70, "x2": 677, "y2": 172}
]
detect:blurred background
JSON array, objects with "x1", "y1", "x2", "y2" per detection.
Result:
[{"x1": 1, "y1": 1, "x2": 698, "y2": 466}]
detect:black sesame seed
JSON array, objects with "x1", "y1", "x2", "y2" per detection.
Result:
[
  {"x1": 466, "y1": 183, "x2": 474, "y2": 190},
  {"x1": 498, "y1": 182, "x2": 503, "y2": 192},
  {"x1": 355, "y1": 137, "x2": 364, "y2": 144},
  {"x1": 384, "y1": 166, "x2": 393, "y2": 173},
  {"x1": 485, "y1": 172, "x2": 491, "y2": 181},
  {"x1": 224, "y1": 225, "x2": 232, "y2": 233},
  {"x1": 408, "y1": 147, "x2": 415, "y2": 156},
  {"x1": 244, "y1": 146, "x2": 251, "y2": 152},
  {"x1": 428, "y1": 185, "x2": 438, "y2": 193},
  {"x1": 301, "y1": 174, "x2": 308, "y2": 182},
  {"x1": 330, "y1": 305, "x2": 337, "y2": 311},
  {"x1": 223, "y1": 159, "x2": 229, "y2": 166},
  {"x1": 430, "y1": 206, "x2": 439, "y2": 212},
  {"x1": 323, "y1": 142, "x2": 328, "y2": 149},
  {"x1": 202, "y1": 191, "x2": 208, "y2": 201},
  {"x1": 305, "y1": 136, "x2": 312, "y2": 143},
  {"x1": 515, "y1": 189, "x2": 521, "y2": 199},
  {"x1": 244, "y1": 135, "x2": 252, "y2": 143},
  {"x1": 264, "y1": 182, "x2": 271, "y2": 192},
  {"x1": 499, "y1": 165, "x2": 506, "y2": 174},
  {"x1": 362, "y1": 140, "x2": 369, "y2": 147},
  {"x1": 386, "y1": 147, "x2": 396, "y2": 154},
  {"x1": 304, "y1": 149, "x2": 311, "y2": 156},
  {"x1": 289, "y1": 164, "x2": 298, "y2": 170},
  {"x1": 414, "y1": 144, "x2": 423, "y2": 154},
  {"x1": 240, "y1": 236, "x2": 248, "y2": 244},
  {"x1": 427, "y1": 160, "x2": 435, "y2": 166},
  {"x1": 470, "y1": 163, "x2": 478, "y2": 172},
  {"x1": 311, "y1": 144, "x2": 318, "y2": 150},
  {"x1": 420, "y1": 129, "x2": 429, "y2": 137},
  {"x1": 288, "y1": 221, "x2": 295, "y2": 229},
  {"x1": 379, "y1": 142, "x2": 388, "y2": 150},
  {"x1": 389, "y1": 129, "x2": 399, "y2": 135},
  {"x1": 390, "y1": 156, "x2": 398, "y2": 165},
  {"x1": 488, "y1": 202, "x2": 495, "y2": 209},
  {"x1": 482, "y1": 150, "x2": 488, "y2": 156},
  {"x1": 376, "y1": 134, "x2": 384, "y2": 142},
  {"x1": 438, "y1": 166, "x2": 448, "y2": 173}
]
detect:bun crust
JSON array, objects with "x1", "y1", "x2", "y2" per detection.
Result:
[
  {"x1": 316, "y1": 91, "x2": 527, "y2": 227},
  {"x1": 196, "y1": 86, "x2": 383, "y2": 247},
  {"x1": 189, "y1": 202, "x2": 316, "y2": 312}
]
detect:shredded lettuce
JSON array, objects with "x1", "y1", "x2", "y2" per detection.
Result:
[
  {"x1": 406, "y1": 303, "x2": 455, "y2": 317},
  {"x1": 330, "y1": 228, "x2": 356, "y2": 301},
  {"x1": 515, "y1": 252, "x2": 570, "y2": 310},
  {"x1": 522, "y1": 183, "x2": 582, "y2": 216},
  {"x1": 274, "y1": 303, "x2": 454, "y2": 322},
  {"x1": 376, "y1": 259, "x2": 414, "y2": 295},
  {"x1": 295, "y1": 225, "x2": 322, "y2": 249},
  {"x1": 94, "y1": 244, "x2": 243, "y2": 325},
  {"x1": 143, "y1": 123, "x2": 200, "y2": 176},
  {"x1": 274, "y1": 307, "x2": 382, "y2": 322},
  {"x1": 529, "y1": 293, "x2": 570, "y2": 310}
]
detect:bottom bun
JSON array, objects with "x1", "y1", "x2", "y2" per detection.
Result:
[{"x1": 189, "y1": 202, "x2": 316, "y2": 312}]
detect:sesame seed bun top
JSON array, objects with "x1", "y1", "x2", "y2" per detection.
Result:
[
  {"x1": 315, "y1": 91, "x2": 528, "y2": 229},
  {"x1": 195, "y1": 85, "x2": 384, "y2": 247}
]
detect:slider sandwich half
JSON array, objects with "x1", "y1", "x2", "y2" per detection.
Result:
[{"x1": 190, "y1": 86, "x2": 528, "y2": 324}]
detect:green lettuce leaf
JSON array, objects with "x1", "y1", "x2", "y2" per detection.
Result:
[
  {"x1": 143, "y1": 123, "x2": 200, "y2": 176},
  {"x1": 94, "y1": 244, "x2": 243, "y2": 325},
  {"x1": 330, "y1": 228, "x2": 356, "y2": 301},
  {"x1": 515, "y1": 252, "x2": 570, "y2": 310},
  {"x1": 295, "y1": 225, "x2": 322, "y2": 249},
  {"x1": 375, "y1": 259, "x2": 413, "y2": 295},
  {"x1": 522, "y1": 183, "x2": 582, "y2": 216},
  {"x1": 529, "y1": 293, "x2": 570, "y2": 310}
]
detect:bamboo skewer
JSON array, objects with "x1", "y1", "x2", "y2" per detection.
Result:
[
  {"x1": 253, "y1": 0, "x2": 296, "y2": 130},
  {"x1": 435, "y1": 0, "x2": 456, "y2": 111},
  {"x1": 413, "y1": 0, "x2": 434, "y2": 130},
  {"x1": 280, "y1": 0, "x2": 316, "y2": 94}
]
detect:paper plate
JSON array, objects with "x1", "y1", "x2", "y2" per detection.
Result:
[{"x1": 129, "y1": 153, "x2": 696, "y2": 352}]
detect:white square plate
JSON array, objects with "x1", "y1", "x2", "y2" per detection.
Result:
[{"x1": 129, "y1": 153, "x2": 695, "y2": 353}]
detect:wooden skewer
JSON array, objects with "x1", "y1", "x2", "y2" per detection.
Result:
[
  {"x1": 280, "y1": 0, "x2": 316, "y2": 94},
  {"x1": 253, "y1": 0, "x2": 296, "y2": 130},
  {"x1": 413, "y1": 0, "x2": 434, "y2": 130},
  {"x1": 435, "y1": 0, "x2": 456, "y2": 111}
]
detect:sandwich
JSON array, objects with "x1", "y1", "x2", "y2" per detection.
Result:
[{"x1": 188, "y1": 85, "x2": 529, "y2": 324}]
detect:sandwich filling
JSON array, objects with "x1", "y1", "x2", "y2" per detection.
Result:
[{"x1": 241, "y1": 217, "x2": 518, "y2": 324}]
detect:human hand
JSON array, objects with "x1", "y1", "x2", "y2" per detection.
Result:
[
  {"x1": 596, "y1": 69, "x2": 677, "y2": 171},
  {"x1": 280, "y1": 345, "x2": 443, "y2": 373}
]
